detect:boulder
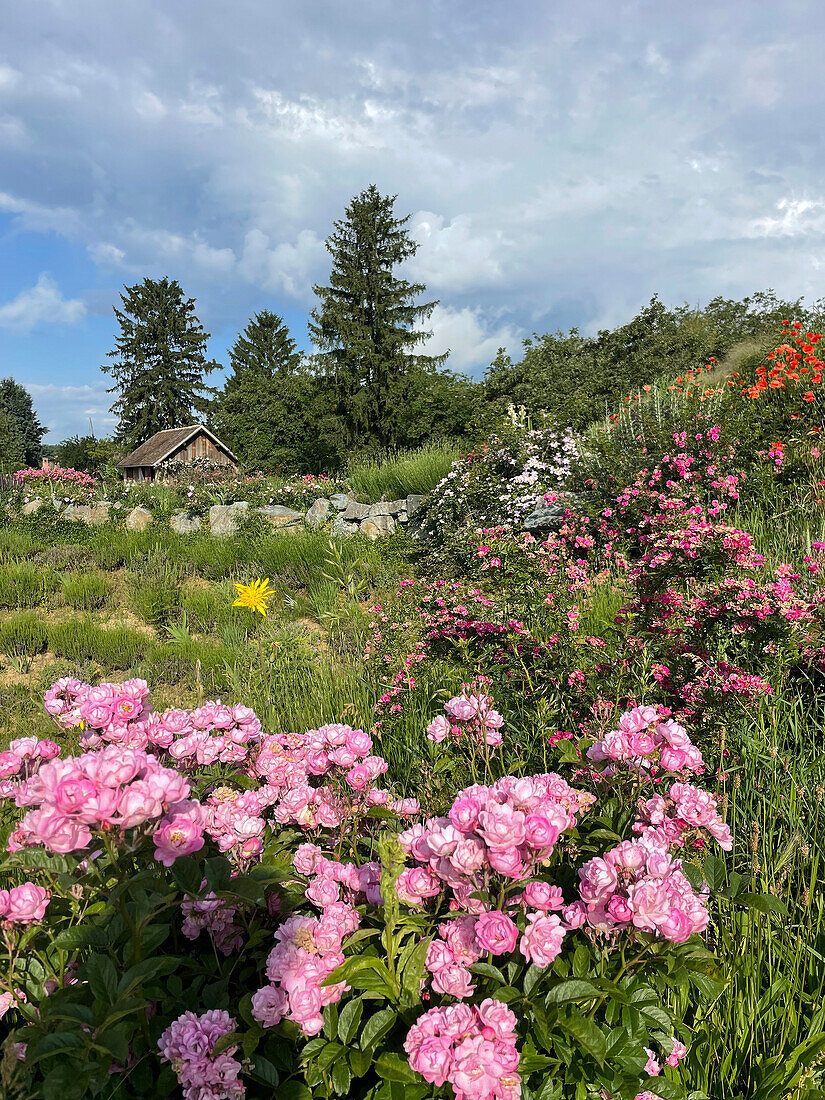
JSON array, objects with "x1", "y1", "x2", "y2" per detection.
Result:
[
  {"x1": 256, "y1": 505, "x2": 304, "y2": 528},
  {"x1": 331, "y1": 515, "x2": 358, "y2": 537},
  {"x1": 64, "y1": 501, "x2": 111, "y2": 526},
  {"x1": 341, "y1": 500, "x2": 371, "y2": 521},
  {"x1": 170, "y1": 512, "x2": 201, "y2": 534},
  {"x1": 397, "y1": 510, "x2": 409, "y2": 523},
  {"x1": 361, "y1": 515, "x2": 396, "y2": 540},
  {"x1": 388, "y1": 499, "x2": 406, "y2": 515},
  {"x1": 330, "y1": 493, "x2": 350, "y2": 511},
  {"x1": 305, "y1": 498, "x2": 332, "y2": 527},
  {"x1": 406, "y1": 494, "x2": 423, "y2": 516},
  {"x1": 524, "y1": 503, "x2": 568, "y2": 532},
  {"x1": 125, "y1": 505, "x2": 153, "y2": 532},
  {"x1": 21, "y1": 498, "x2": 44, "y2": 516},
  {"x1": 367, "y1": 501, "x2": 392, "y2": 517},
  {"x1": 209, "y1": 502, "x2": 250, "y2": 537}
]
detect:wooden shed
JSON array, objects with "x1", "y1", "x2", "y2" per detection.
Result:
[{"x1": 117, "y1": 426, "x2": 239, "y2": 482}]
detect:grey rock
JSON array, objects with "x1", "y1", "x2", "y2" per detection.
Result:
[
  {"x1": 388, "y1": 499, "x2": 406, "y2": 515},
  {"x1": 406, "y1": 494, "x2": 423, "y2": 515},
  {"x1": 256, "y1": 505, "x2": 304, "y2": 527},
  {"x1": 170, "y1": 512, "x2": 201, "y2": 534},
  {"x1": 209, "y1": 502, "x2": 250, "y2": 536},
  {"x1": 367, "y1": 501, "x2": 392, "y2": 517},
  {"x1": 64, "y1": 501, "x2": 111, "y2": 526},
  {"x1": 125, "y1": 505, "x2": 153, "y2": 532},
  {"x1": 361, "y1": 515, "x2": 396, "y2": 540},
  {"x1": 524, "y1": 504, "x2": 568, "y2": 532},
  {"x1": 397, "y1": 510, "x2": 409, "y2": 523},
  {"x1": 341, "y1": 500, "x2": 371, "y2": 521},
  {"x1": 331, "y1": 515, "x2": 358, "y2": 537},
  {"x1": 330, "y1": 493, "x2": 350, "y2": 511},
  {"x1": 21, "y1": 498, "x2": 44, "y2": 516},
  {"x1": 305, "y1": 498, "x2": 331, "y2": 527}
]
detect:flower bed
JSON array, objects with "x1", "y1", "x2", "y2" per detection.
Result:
[{"x1": 0, "y1": 671, "x2": 755, "y2": 1100}]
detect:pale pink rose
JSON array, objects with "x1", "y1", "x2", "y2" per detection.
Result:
[
  {"x1": 520, "y1": 912, "x2": 566, "y2": 967},
  {"x1": 523, "y1": 881, "x2": 564, "y2": 910},
  {"x1": 426, "y1": 715, "x2": 451, "y2": 742},
  {"x1": 5, "y1": 882, "x2": 50, "y2": 923},
  {"x1": 643, "y1": 1047, "x2": 661, "y2": 1075},
  {"x1": 475, "y1": 911, "x2": 519, "y2": 955}
]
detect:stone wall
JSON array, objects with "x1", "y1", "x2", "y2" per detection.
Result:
[{"x1": 17, "y1": 493, "x2": 424, "y2": 539}]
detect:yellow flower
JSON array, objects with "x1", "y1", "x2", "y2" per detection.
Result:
[{"x1": 233, "y1": 577, "x2": 273, "y2": 616}]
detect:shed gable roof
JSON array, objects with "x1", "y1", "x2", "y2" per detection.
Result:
[{"x1": 117, "y1": 426, "x2": 238, "y2": 468}]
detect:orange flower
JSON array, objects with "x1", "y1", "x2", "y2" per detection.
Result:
[{"x1": 803, "y1": 391, "x2": 815, "y2": 401}]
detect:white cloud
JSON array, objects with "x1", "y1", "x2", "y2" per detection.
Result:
[
  {"x1": 88, "y1": 242, "x2": 127, "y2": 266},
  {"x1": 239, "y1": 228, "x2": 326, "y2": 299},
  {"x1": 416, "y1": 304, "x2": 522, "y2": 375},
  {"x1": 748, "y1": 197, "x2": 825, "y2": 238},
  {"x1": 407, "y1": 212, "x2": 508, "y2": 291},
  {"x1": 0, "y1": 191, "x2": 81, "y2": 236},
  {"x1": 0, "y1": 275, "x2": 86, "y2": 332},
  {"x1": 24, "y1": 382, "x2": 116, "y2": 442}
]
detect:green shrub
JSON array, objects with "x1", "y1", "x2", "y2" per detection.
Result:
[
  {"x1": 61, "y1": 572, "x2": 110, "y2": 610},
  {"x1": 0, "y1": 529, "x2": 44, "y2": 562},
  {"x1": 48, "y1": 618, "x2": 152, "y2": 669},
  {"x1": 0, "y1": 561, "x2": 59, "y2": 608},
  {"x1": 0, "y1": 612, "x2": 48, "y2": 657}
]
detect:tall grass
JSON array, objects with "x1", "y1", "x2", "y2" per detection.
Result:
[
  {"x1": 674, "y1": 690, "x2": 825, "y2": 1097},
  {"x1": 347, "y1": 442, "x2": 458, "y2": 500}
]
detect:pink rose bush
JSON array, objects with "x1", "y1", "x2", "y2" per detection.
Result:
[
  {"x1": 427, "y1": 681, "x2": 506, "y2": 747},
  {"x1": 586, "y1": 705, "x2": 705, "y2": 774},
  {"x1": 1, "y1": 679, "x2": 733, "y2": 1100},
  {"x1": 5, "y1": 743, "x2": 205, "y2": 864}
]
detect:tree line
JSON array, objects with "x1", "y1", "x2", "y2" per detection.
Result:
[{"x1": 2, "y1": 184, "x2": 813, "y2": 475}]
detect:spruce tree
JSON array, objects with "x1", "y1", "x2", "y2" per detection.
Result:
[
  {"x1": 211, "y1": 311, "x2": 338, "y2": 472},
  {"x1": 309, "y1": 185, "x2": 446, "y2": 450},
  {"x1": 0, "y1": 378, "x2": 45, "y2": 466},
  {"x1": 0, "y1": 400, "x2": 25, "y2": 473},
  {"x1": 102, "y1": 277, "x2": 218, "y2": 448}
]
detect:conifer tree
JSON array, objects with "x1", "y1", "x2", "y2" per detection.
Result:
[
  {"x1": 0, "y1": 378, "x2": 45, "y2": 466},
  {"x1": 211, "y1": 311, "x2": 337, "y2": 472},
  {"x1": 0, "y1": 400, "x2": 25, "y2": 473},
  {"x1": 309, "y1": 185, "x2": 445, "y2": 450},
  {"x1": 102, "y1": 277, "x2": 218, "y2": 448}
]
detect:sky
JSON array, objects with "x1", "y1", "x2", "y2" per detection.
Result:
[{"x1": 1, "y1": 0, "x2": 824, "y2": 441}]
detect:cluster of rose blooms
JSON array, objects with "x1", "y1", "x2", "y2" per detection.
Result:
[
  {"x1": 158, "y1": 1009, "x2": 245, "y2": 1100},
  {"x1": 44, "y1": 676, "x2": 262, "y2": 763},
  {"x1": 426, "y1": 683, "x2": 505, "y2": 747},
  {"x1": 5, "y1": 744, "x2": 206, "y2": 867},
  {"x1": 578, "y1": 836, "x2": 709, "y2": 942},
  {"x1": 250, "y1": 902, "x2": 361, "y2": 1037},
  {"x1": 634, "y1": 781, "x2": 732, "y2": 852},
  {"x1": 404, "y1": 999, "x2": 521, "y2": 1100},
  {"x1": 247, "y1": 843, "x2": 382, "y2": 1033},
  {"x1": 0, "y1": 736, "x2": 60, "y2": 793},
  {"x1": 397, "y1": 772, "x2": 595, "y2": 912},
  {"x1": 181, "y1": 885, "x2": 244, "y2": 957},
  {"x1": 15, "y1": 465, "x2": 98, "y2": 487},
  {"x1": 251, "y1": 723, "x2": 418, "y2": 829},
  {"x1": 586, "y1": 705, "x2": 705, "y2": 775}
]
